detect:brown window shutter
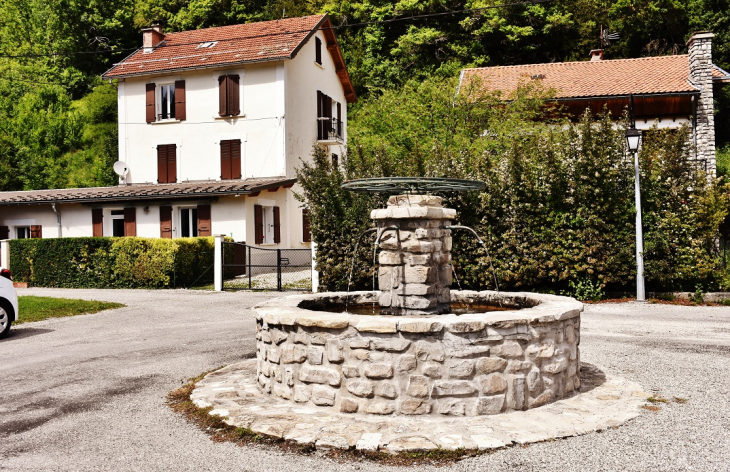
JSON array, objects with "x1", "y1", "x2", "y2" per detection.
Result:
[
  {"x1": 160, "y1": 206, "x2": 173, "y2": 239},
  {"x1": 227, "y1": 75, "x2": 240, "y2": 116},
  {"x1": 146, "y1": 83, "x2": 156, "y2": 123},
  {"x1": 124, "y1": 208, "x2": 136, "y2": 236},
  {"x1": 218, "y1": 76, "x2": 228, "y2": 116},
  {"x1": 0, "y1": 226, "x2": 9, "y2": 240},
  {"x1": 273, "y1": 206, "x2": 281, "y2": 244},
  {"x1": 167, "y1": 145, "x2": 177, "y2": 183},
  {"x1": 197, "y1": 204, "x2": 211, "y2": 236},
  {"x1": 317, "y1": 91, "x2": 323, "y2": 140},
  {"x1": 157, "y1": 145, "x2": 167, "y2": 183},
  {"x1": 92, "y1": 209, "x2": 103, "y2": 237},
  {"x1": 30, "y1": 225, "x2": 42, "y2": 238},
  {"x1": 254, "y1": 204, "x2": 263, "y2": 244},
  {"x1": 336, "y1": 102, "x2": 342, "y2": 136},
  {"x1": 302, "y1": 209, "x2": 311, "y2": 243},
  {"x1": 325, "y1": 94, "x2": 332, "y2": 119},
  {"x1": 231, "y1": 139, "x2": 242, "y2": 179},
  {"x1": 174, "y1": 80, "x2": 186, "y2": 121},
  {"x1": 220, "y1": 140, "x2": 231, "y2": 180}
]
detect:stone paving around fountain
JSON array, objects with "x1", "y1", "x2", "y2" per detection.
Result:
[{"x1": 191, "y1": 361, "x2": 648, "y2": 453}]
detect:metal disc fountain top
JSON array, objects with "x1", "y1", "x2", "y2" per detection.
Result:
[{"x1": 341, "y1": 177, "x2": 486, "y2": 194}]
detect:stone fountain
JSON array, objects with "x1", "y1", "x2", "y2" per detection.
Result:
[
  {"x1": 191, "y1": 178, "x2": 647, "y2": 453},
  {"x1": 254, "y1": 180, "x2": 581, "y2": 416}
]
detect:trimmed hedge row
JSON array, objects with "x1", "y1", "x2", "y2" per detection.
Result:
[{"x1": 9, "y1": 237, "x2": 219, "y2": 289}]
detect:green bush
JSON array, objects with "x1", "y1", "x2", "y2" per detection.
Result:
[
  {"x1": 9, "y1": 237, "x2": 218, "y2": 289},
  {"x1": 296, "y1": 76, "x2": 730, "y2": 293}
]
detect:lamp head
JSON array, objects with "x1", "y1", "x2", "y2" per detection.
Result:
[{"x1": 625, "y1": 127, "x2": 641, "y2": 153}]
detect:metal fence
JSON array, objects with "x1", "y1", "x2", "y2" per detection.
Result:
[{"x1": 222, "y1": 242, "x2": 312, "y2": 291}]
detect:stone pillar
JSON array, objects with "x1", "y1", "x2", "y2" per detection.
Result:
[
  {"x1": 687, "y1": 31, "x2": 716, "y2": 174},
  {"x1": 370, "y1": 195, "x2": 455, "y2": 315}
]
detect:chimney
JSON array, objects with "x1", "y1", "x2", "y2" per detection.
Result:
[
  {"x1": 687, "y1": 31, "x2": 716, "y2": 174},
  {"x1": 589, "y1": 49, "x2": 604, "y2": 61},
  {"x1": 142, "y1": 21, "x2": 165, "y2": 54}
]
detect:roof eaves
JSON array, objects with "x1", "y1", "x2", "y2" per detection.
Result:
[
  {"x1": 713, "y1": 64, "x2": 730, "y2": 83},
  {"x1": 288, "y1": 14, "x2": 328, "y2": 61},
  {"x1": 102, "y1": 54, "x2": 292, "y2": 79}
]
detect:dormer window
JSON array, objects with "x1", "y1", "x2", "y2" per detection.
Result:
[{"x1": 196, "y1": 41, "x2": 218, "y2": 49}]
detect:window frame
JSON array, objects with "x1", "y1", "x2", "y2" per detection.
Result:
[
  {"x1": 110, "y1": 210, "x2": 125, "y2": 237},
  {"x1": 158, "y1": 83, "x2": 176, "y2": 120},
  {"x1": 179, "y1": 207, "x2": 199, "y2": 238},
  {"x1": 15, "y1": 226, "x2": 31, "y2": 239}
]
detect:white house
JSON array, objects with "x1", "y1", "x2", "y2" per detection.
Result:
[{"x1": 0, "y1": 14, "x2": 355, "y2": 251}]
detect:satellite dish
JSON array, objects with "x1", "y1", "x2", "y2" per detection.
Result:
[{"x1": 113, "y1": 161, "x2": 129, "y2": 177}]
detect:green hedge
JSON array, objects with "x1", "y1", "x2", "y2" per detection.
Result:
[{"x1": 9, "y1": 237, "x2": 219, "y2": 289}]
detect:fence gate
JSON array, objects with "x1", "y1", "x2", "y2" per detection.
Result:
[{"x1": 222, "y1": 242, "x2": 312, "y2": 291}]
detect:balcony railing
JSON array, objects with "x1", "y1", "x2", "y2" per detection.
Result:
[{"x1": 317, "y1": 117, "x2": 343, "y2": 144}]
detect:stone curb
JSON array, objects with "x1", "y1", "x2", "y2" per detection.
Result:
[
  {"x1": 191, "y1": 360, "x2": 648, "y2": 454},
  {"x1": 254, "y1": 291, "x2": 584, "y2": 334}
]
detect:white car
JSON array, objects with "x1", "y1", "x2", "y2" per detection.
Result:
[{"x1": 0, "y1": 267, "x2": 18, "y2": 338}]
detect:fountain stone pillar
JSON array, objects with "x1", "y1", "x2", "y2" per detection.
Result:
[{"x1": 371, "y1": 194, "x2": 456, "y2": 315}]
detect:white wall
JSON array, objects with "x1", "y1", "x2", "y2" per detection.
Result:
[
  {"x1": 119, "y1": 62, "x2": 286, "y2": 184},
  {"x1": 0, "y1": 204, "x2": 92, "y2": 238},
  {"x1": 283, "y1": 30, "x2": 349, "y2": 250}
]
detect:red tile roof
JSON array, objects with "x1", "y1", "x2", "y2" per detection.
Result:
[
  {"x1": 104, "y1": 15, "x2": 323, "y2": 78},
  {"x1": 102, "y1": 15, "x2": 356, "y2": 102},
  {"x1": 462, "y1": 55, "x2": 709, "y2": 99},
  {"x1": 0, "y1": 178, "x2": 295, "y2": 205}
]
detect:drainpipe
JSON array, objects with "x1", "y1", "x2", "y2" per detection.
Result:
[{"x1": 51, "y1": 203, "x2": 62, "y2": 238}]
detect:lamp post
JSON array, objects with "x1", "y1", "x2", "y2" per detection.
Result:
[{"x1": 625, "y1": 126, "x2": 646, "y2": 302}]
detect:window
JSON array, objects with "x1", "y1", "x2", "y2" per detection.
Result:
[
  {"x1": 146, "y1": 81, "x2": 185, "y2": 123},
  {"x1": 316, "y1": 91, "x2": 342, "y2": 142},
  {"x1": 331, "y1": 153, "x2": 339, "y2": 169},
  {"x1": 315, "y1": 36, "x2": 322, "y2": 65},
  {"x1": 180, "y1": 208, "x2": 198, "y2": 237},
  {"x1": 16, "y1": 227, "x2": 30, "y2": 239},
  {"x1": 111, "y1": 210, "x2": 125, "y2": 237},
  {"x1": 254, "y1": 204, "x2": 280, "y2": 244},
  {"x1": 157, "y1": 144, "x2": 177, "y2": 183},
  {"x1": 160, "y1": 84, "x2": 175, "y2": 120},
  {"x1": 218, "y1": 75, "x2": 240, "y2": 117},
  {"x1": 220, "y1": 139, "x2": 242, "y2": 180}
]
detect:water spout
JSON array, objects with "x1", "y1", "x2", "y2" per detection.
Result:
[
  {"x1": 346, "y1": 228, "x2": 378, "y2": 312},
  {"x1": 444, "y1": 225, "x2": 500, "y2": 294}
]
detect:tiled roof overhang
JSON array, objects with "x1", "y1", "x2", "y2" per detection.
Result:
[
  {"x1": 0, "y1": 178, "x2": 296, "y2": 206},
  {"x1": 101, "y1": 15, "x2": 356, "y2": 103}
]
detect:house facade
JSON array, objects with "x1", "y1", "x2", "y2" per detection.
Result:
[
  {"x1": 461, "y1": 31, "x2": 730, "y2": 174},
  {"x1": 0, "y1": 14, "x2": 355, "y2": 254}
]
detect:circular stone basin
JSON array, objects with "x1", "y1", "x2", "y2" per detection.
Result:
[{"x1": 254, "y1": 290, "x2": 582, "y2": 417}]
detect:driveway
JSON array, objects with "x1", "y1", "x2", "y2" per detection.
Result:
[{"x1": 1, "y1": 289, "x2": 729, "y2": 471}]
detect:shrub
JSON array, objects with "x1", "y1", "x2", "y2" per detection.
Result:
[{"x1": 9, "y1": 237, "x2": 218, "y2": 289}]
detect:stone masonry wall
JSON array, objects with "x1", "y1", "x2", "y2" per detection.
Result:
[
  {"x1": 687, "y1": 32, "x2": 716, "y2": 175},
  {"x1": 372, "y1": 195, "x2": 456, "y2": 315},
  {"x1": 255, "y1": 311, "x2": 580, "y2": 416}
]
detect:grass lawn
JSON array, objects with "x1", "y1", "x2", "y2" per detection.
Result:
[{"x1": 17, "y1": 296, "x2": 125, "y2": 324}]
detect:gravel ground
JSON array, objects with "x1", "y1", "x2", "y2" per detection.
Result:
[{"x1": 1, "y1": 289, "x2": 729, "y2": 471}]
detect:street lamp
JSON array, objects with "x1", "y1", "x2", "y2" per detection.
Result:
[{"x1": 625, "y1": 126, "x2": 646, "y2": 302}]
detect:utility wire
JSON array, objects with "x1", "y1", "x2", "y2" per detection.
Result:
[{"x1": 0, "y1": 0, "x2": 553, "y2": 60}]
